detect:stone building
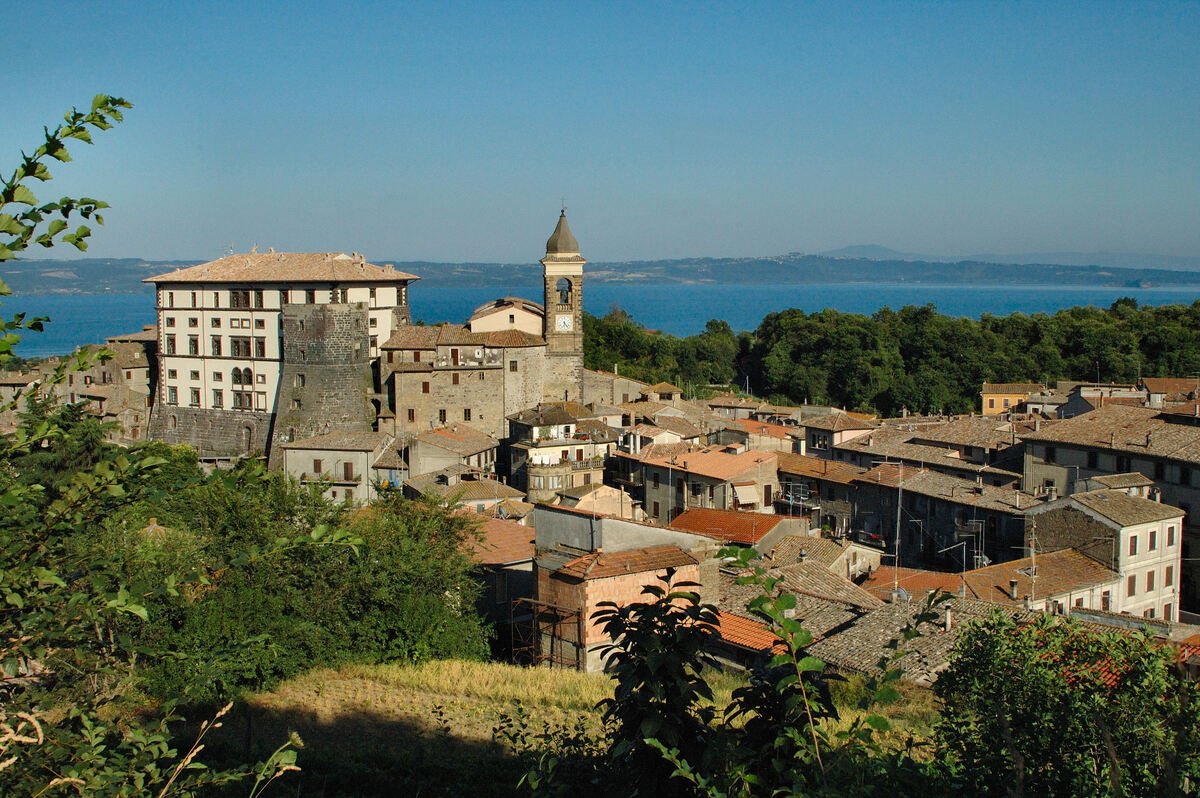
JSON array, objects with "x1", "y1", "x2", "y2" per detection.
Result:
[
  {"x1": 145, "y1": 251, "x2": 417, "y2": 461},
  {"x1": 379, "y1": 211, "x2": 587, "y2": 442},
  {"x1": 144, "y1": 212, "x2": 588, "y2": 463}
]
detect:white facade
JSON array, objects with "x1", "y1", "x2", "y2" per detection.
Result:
[{"x1": 153, "y1": 272, "x2": 412, "y2": 419}]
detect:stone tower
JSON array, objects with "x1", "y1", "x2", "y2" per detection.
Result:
[
  {"x1": 267, "y1": 302, "x2": 376, "y2": 467},
  {"x1": 541, "y1": 210, "x2": 585, "y2": 401}
]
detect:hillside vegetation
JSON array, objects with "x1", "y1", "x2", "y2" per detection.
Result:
[{"x1": 585, "y1": 298, "x2": 1200, "y2": 415}]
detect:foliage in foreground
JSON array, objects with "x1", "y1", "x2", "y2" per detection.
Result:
[{"x1": 505, "y1": 547, "x2": 1200, "y2": 798}]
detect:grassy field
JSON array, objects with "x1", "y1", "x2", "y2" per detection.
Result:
[{"x1": 209, "y1": 659, "x2": 939, "y2": 797}]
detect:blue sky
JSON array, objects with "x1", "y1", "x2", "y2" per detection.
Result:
[{"x1": 6, "y1": 1, "x2": 1198, "y2": 263}]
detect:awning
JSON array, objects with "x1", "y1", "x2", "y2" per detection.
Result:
[{"x1": 733, "y1": 483, "x2": 758, "y2": 506}]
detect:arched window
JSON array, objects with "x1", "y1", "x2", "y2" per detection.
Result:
[
  {"x1": 168, "y1": 415, "x2": 177, "y2": 430},
  {"x1": 231, "y1": 369, "x2": 242, "y2": 386},
  {"x1": 556, "y1": 278, "x2": 571, "y2": 305},
  {"x1": 242, "y1": 426, "x2": 253, "y2": 453}
]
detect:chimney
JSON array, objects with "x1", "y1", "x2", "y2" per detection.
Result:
[
  {"x1": 1034, "y1": 419, "x2": 1041, "y2": 432},
  {"x1": 943, "y1": 604, "x2": 953, "y2": 632},
  {"x1": 1109, "y1": 432, "x2": 1116, "y2": 448},
  {"x1": 1024, "y1": 596, "x2": 1033, "y2": 610},
  {"x1": 1008, "y1": 578, "x2": 1018, "y2": 600}
]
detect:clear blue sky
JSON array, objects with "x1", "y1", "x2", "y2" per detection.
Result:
[{"x1": 6, "y1": 1, "x2": 1198, "y2": 263}]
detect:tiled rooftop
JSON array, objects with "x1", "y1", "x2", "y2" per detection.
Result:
[
  {"x1": 1068, "y1": 489, "x2": 1184, "y2": 527},
  {"x1": 415, "y1": 423, "x2": 498, "y2": 456},
  {"x1": 669, "y1": 508, "x2": 783, "y2": 545},
  {"x1": 555, "y1": 545, "x2": 697, "y2": 581},
  {"x1": 1019, "y1": 404, "x2": 1200, "y2": 465},
  {"x1": 147, "y1": 251, "x2": 419, "y2": 284},
  {"x1": 464, "y1": 516, "x2": 535, "y2": 566}
]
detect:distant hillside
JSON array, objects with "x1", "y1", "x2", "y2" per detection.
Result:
[{"x1": 7, "y1": 253, "x2": 1200, "y2": 295}]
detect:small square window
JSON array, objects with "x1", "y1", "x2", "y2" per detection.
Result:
[
  {"x1": 211, "y1": 318, "x2": 221, "y2": 328},
  {"x1": 167, "y1": 369, "x2": 177, "y2": 379},
  {"x1": 166, "y1": 317, "x2": 176, "y2": 327}
]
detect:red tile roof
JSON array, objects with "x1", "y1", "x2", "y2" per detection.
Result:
[
  {"x1": 555, "y1": 545, "x2": 697, "y2": 581},
  {"x1": 712, "y1": 611, "x2": 785, "y2": 654},
  {"x1": 669, "y1": 507, "x2": 783, "y2": 545},
  {"x1": 861, "y1": 567, "x2": 964, "y2": 602},
  {"x1": 732, "y1": 418, "x2": 793, "y2": 440},
  {"x1": 464, "y1": 517, "x2": 535, "y2": 565}
]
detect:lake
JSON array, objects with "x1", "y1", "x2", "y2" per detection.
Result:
[{"x1": 6, "y1": 282, "x2": 1199, "y2": 358}]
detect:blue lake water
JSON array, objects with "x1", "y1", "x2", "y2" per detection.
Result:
[{"x1": 6, "y1": 282, "x2": 1199, "y2": 358}]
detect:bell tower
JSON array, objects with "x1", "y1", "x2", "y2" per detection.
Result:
[{"x1": 541, "y1": 210, "x2": 585, "y2": 400}]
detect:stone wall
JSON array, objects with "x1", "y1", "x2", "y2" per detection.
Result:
[
  {"x1": 1032, "y1": 506, "x2": 1118, "y2": 568},
  {"x1": 268, "y1": 303, "x2": 376, "y2": 466},
  {"x1": 148, "y1": 404, "x2": 274, "y2": 459}
]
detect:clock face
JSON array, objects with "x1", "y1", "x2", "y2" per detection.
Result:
[{"x1": 556, "y1": 314, "x2": 574, "y2": 331}]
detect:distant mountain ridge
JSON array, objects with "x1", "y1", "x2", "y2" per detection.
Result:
[
  {"x1": 818, "y1": 245, "x2": 1200, "y2": 271},
  {"x1": 5, "y1": 251, "x2": 1200, "y2": 295}
]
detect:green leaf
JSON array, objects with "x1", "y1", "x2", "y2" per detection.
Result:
[
  {"x1": 11, "y1": 184, "x2": 37, "y2": 205},
  {"x1": 865, "y1": 714, "x2": 891, "y2": 731}
]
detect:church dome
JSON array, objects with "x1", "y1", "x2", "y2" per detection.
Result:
[{"x1": 545, "y1": 210, "x2": 580, "y2": 255}]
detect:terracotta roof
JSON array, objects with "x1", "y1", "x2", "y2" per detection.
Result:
[
  {"x1": 405, "y1": 466, "x2": 524, "y2": 502},
  {"x1": 555, "y1": 545, "x2": 696, "y2": 581},
  {"x1": 283, "y1": 430, "x2": 390, "y2": 451},
  {"x1": 644, "y1": 381, "x2": 683, "y2": 395},
  {"x1": 960, "y1": 548, "x2": 1117, "y2": 606},
  {"x1": 712, "y1": 611, "x2": 784, "y2": 654},
  {"x1": 465, "y1": 516, "x2": 535, "y2": 565},
  {"x1": 861, "y1": 567, "x2": 965, "y2": 602},
  {"x1": 1141, "y1": 377, "x2": 1197, "y2": 398},
  {"x1": 623, "y1": 445, "x2": 777, "y2": 482},
  {"x1": 732, "y1": 418, "x2": 792, "y2": 440},
  {"x1": 468, "y1": 296, "x2": 544, "y2": 322},
  {"x1": 436, "y1": 325, "x2": 489, "y2": 346},
  {"x1": 146, "y1": 251, "x2": 419, "y2": 284},
  {"x1": 381, "y1": 325, "x2": 440, "y2": 350},
  {"x1": 982, "y1": 382, "x2": 1046, "y2": 394},
  {"x1": 777, "y1": 452, "x2": 867, "y2": 485},
  {"x1": 801, "y1": 411, "x2": 878, "y2": 433},
  {"x1": 415, "y1": 423, "x2": 498, "y2": 456},
  {"x1": 1068, "y1": 489, "x2": 1184, "y2": 527},
  {"x1": 483, "y1": 329, "x2": 545, "y2": 348},
  {"x1": 669, "y1": 508, "x2": 783, "y2": 545}
]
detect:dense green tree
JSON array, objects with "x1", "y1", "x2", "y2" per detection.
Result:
[{"x1": 936, "y1": 612, "x2": 1200, "y2": 797}]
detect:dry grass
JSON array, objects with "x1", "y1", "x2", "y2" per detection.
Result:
[{"x1": 222, "y1": 659, "x2": 937, "y2": 795}]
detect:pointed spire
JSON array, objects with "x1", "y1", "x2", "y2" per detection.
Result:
[{"x1": 545, "y1": 209, "x2": 580, "y2": 256}]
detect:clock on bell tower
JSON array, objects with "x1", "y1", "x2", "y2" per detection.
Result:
[{"x1": 541, "y1": 209, "x2": 585, "y2": 357}]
